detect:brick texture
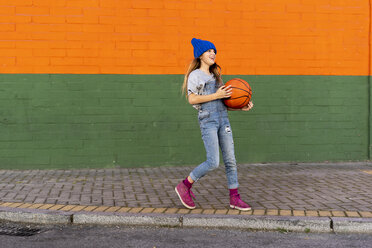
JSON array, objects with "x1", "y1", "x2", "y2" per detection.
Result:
[
  {"x1": 1, "y1": 164, "x2": 372, "y2": 212},
  {"x1": 0, "y1": 0, "x2": 370, "y2": 75},
  {"x1": 0, "y1": 1, "x2": 371, "y2": 168},
  {"x1": 0, "y1": 74, "x2": 368, "y2": 168}
]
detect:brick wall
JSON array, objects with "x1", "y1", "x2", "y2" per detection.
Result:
[
  {"x1": 0, "y1": 0, "x2": 370, "y2": 75},
  {"x1": 0, "y1": 74, "x2": 368, "y2": 169},
  {"x1": 0, "y1": 0, "x2": 371, "y2": 168}
]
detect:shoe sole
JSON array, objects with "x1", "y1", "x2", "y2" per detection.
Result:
[
  {"x1": 230, "y1": 204, "x2": 252, "y2": 211},
  {"x1": 175, "y1": 187, "x2": 196, "y2": 210}
]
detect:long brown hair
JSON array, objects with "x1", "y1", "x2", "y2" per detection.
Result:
[{"x1": 182, "y1": 58, "x2": 223, "y2": 97}]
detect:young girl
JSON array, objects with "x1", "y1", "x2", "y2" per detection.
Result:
[{"x1": 175, "y1": 38, "x2": 254, "y2": 211}]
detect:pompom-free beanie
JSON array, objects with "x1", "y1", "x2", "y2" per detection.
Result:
[{"x1": 191, "y1": 38, "x2": 217, "y2": 58}]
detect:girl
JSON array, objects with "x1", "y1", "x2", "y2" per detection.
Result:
[{"x1": 175, "y1": 38, "x2": 254, "y2": 211}]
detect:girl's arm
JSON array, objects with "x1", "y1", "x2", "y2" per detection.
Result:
[{"x1": 188, "y1": 85, "x2": 232, "y2": 105}]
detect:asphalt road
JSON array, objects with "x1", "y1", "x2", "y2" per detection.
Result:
[{"x1": 0, "y1": 222, "x2": 372, "y2": 248}]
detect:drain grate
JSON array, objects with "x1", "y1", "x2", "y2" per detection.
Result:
[{"x1": 0, "y1": 224, "x2": 41, "y2": 236}]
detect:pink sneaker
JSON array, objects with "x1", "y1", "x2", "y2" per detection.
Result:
[
  {"x1": 175, "y1": 181, "x2": 196, "y2": 209},
  {"x1": 230, "y1": 194, "x2": 252, "y2": 211}
]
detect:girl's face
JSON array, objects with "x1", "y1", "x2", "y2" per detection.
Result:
[{"x1": 200, "y1": 49, "x2": 216, "y2": 67}]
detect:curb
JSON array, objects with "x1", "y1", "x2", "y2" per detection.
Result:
[
  {"x1": 73, "y1": 212, "x2": 332, "y2": 233},
  {"x1": 73, "y1": 212, "x2": 181, "y2": 227},
  {"x1": 0, "y1": 207, "x2": 71, "y2": 225},
  {"x1": 182, "y1": 214, "x2": 331, "y2": 233},
  {"x1": 332, "y1": 217, "x2": 372, "y2": 233},
  {"x1": 1, "y1": 206, "x2": 372, "y2": 234}
]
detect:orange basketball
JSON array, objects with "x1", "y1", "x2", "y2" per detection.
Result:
[{"x1": 223, "y1": 78, "x2": 252, "y2": 109}]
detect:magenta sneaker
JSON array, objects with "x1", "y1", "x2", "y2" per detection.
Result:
[
  {"x1": 230, "y1": 194, "x2": 252, "y2": 211},
  {"x1": 175, "y1": 181, "x2": 196, "y2": 209}
]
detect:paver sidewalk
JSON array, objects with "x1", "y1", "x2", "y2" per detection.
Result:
[{"x1": 0, "y1": 163, "x2": 372, "y2": 219}]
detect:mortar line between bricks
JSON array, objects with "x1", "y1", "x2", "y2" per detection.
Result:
[{"x1": 0, "y1": 202, "x2": 371, "y2": 218}]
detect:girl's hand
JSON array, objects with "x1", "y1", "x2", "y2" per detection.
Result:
[
  {"x1": 241, "y1": 101, "x2": 254, "y2": 111},
  {"x1": 215, "y1": 85, "x2": 232, "y2": 99}
]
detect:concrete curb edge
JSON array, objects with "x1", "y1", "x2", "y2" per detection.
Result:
[{"x1": 2, "y1": 206, "x2": 372, "y2": 233}]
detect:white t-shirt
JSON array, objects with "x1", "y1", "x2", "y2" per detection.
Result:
[{"x1": 187, "y1": 69, "x2": 216, "y2": 110}]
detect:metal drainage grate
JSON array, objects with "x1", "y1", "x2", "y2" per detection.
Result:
[{"x1": 0, "y1": 224, "x2": 41, "y2": 236}]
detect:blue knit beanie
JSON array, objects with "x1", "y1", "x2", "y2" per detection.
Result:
[{"x1": 191, "y1": 38, "x2": 217, "y2": 58}]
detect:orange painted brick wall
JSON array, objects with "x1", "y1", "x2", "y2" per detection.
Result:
[{"x1": 0, "y1": 0, "x2": 370, "y2": 75}]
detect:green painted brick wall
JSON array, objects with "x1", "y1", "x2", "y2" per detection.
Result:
[{"x1": 0, "y1": 74, "x2": 369, "y2": 169}]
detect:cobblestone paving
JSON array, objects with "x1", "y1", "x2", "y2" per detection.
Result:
[{"x1": 0, "y1": 164, "x2": 371, "y2": 211}]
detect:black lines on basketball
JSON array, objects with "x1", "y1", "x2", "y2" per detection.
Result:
[
  {"x1": 240, "y1": 94, "x2": 250, "y2": 107},
  {"x1": 229, "y1": 95, "x2": 248, "y2": 100},
  {"x1": 223, "y1": 78, "x2": 252, "y2": 109},
  {"x1": 230, "y1": 86, "x2": 250, "y2": 94},
  {"x1": 234, "y1": 78, "x2": 251, "y2": 92}
]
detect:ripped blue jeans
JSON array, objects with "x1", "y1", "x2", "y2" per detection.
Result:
[{"x1": 189, "y1": 99, "x2": 239, "y2": 189}]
